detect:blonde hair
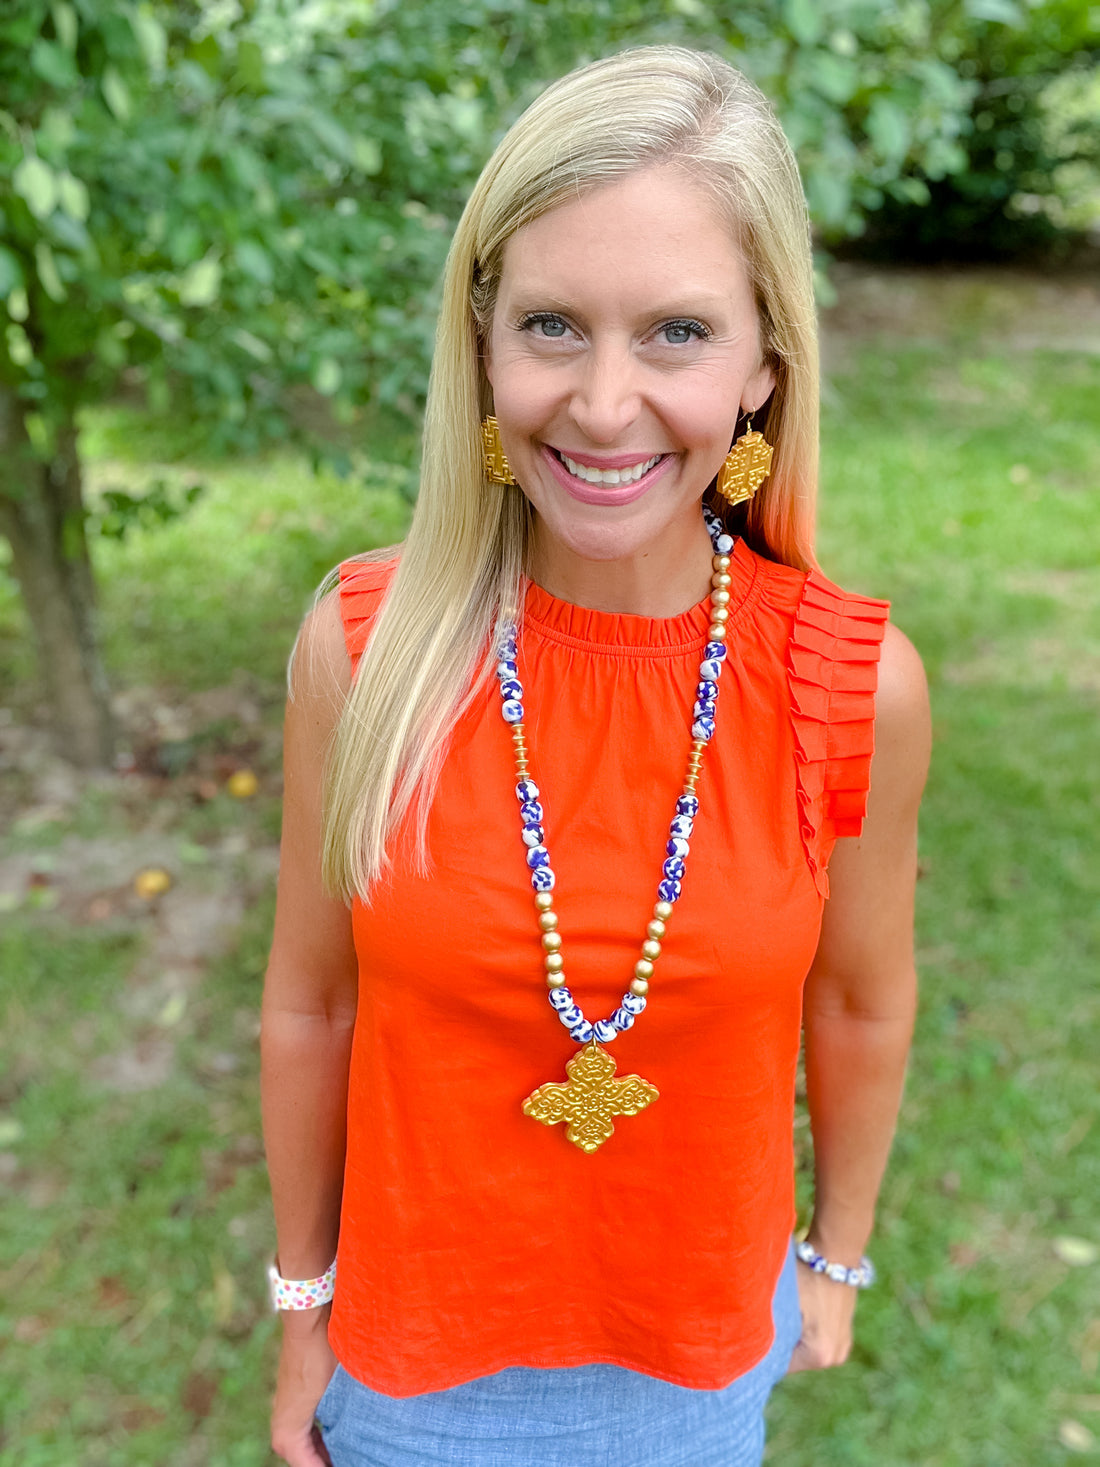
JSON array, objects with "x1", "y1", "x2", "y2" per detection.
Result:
[{"x1": 322, "y1": 45, "x2": 819, "y2": 901}]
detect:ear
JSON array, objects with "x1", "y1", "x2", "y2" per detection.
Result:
[
  {"x1": 741, "y1": 358, "x2": 776, "y2": 416},
  {"x1": 481, "y1": 325, "x2": 495, "y2": 391}
]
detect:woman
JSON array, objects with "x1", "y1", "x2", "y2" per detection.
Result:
[{"x1": 262, "y1": 46, "x2": 930, "y2": 1467}]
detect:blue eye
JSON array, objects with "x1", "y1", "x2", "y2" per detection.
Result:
[
  {"x1": 521, "y1": 313, "x2": 568, "y2": 338},
  {"x1": 660, "y1": 319, "x2": 709, "y2": 345}
]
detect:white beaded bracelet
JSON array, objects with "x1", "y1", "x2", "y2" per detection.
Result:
[
  {"x1": 267, "y1": 1257, "x2": 337, "y2": 1311},
  {"x1": 795, "y1": 1240, "x2": 875, "y2": 1289}
]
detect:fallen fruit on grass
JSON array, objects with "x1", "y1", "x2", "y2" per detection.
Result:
[
  {"x1": 226, "y1": 769, "x2": 258, "y2": 799},
  {"x1": 134, "y1": 867, "x2": 172, "y2": 898}
]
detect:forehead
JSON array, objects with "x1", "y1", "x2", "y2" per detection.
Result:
[{"x1": 497, "y1": 165, "x2": 749, "y2": 306}]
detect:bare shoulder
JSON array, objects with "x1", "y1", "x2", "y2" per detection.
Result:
[
  {"x1": 870, "y1": 621, "x2": 931, "y2": 813},
  {"x1": 288, "y1": 588, "x2": 352, "y2": 715}
]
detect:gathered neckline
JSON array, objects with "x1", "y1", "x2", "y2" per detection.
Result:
[{"x1": 522, "y1": 536, "x2": 762, "y2": 657}]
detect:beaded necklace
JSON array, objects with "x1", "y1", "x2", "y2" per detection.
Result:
[{"x1": 495, "y1": 506, "x2": 736, "y2": 1153}]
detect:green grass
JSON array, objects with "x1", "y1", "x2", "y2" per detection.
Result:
[{"x1": 1, "y1": 311, "x2": 1098, "y2": 1464}]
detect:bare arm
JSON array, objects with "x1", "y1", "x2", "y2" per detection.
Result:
[
  {"x1": 789, "y1": 622, "x2": 931, "y2": 1371},
  {"x1": 261, "y1": 593, "x2": 358, "y2": 1464}
]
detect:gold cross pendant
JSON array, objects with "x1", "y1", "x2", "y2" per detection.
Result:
[{"x1": 522, "y1": 1043, "x2": 659, "y2": 1153}]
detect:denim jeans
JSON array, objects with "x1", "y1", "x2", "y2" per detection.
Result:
[{"x1": 317, "y1": 1241, "x2": 801, "y2": 1467}]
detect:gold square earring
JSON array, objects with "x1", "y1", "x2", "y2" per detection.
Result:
[
  {"x1": 481, "y1": 416, "x2": 516, "y2": 485},
  {"x1": 716, "y1": 411, "x2": 773, "y2": 507}
]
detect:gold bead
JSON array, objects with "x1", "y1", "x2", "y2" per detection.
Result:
[
  {"x1": 708, "y1": 623, "x2": 725, "y2": 641},
  {"x1": 710, "y1": 606, "x2": 729, "y2": 624},
  {"x1": 545, "y1": 952, "x2": 564, "y2": 973},
  {"x1": 630, "y1": 976, "x2": 650, "y2": 996},
  {"x1": 712, "y1": 572, "x2": 732, "y2": 588},
  {"x1": 634, "y1": 958, "x2": 654, "y2": 980},
  {"x1": 654, "y1": 900, "x2": 673, "y2": 921},
  {"x1": 541, "y1": 931, "x2": 562, "y2": 952},
  {"x1": 538, "y1": 911, "x2": 559, "y2": 932},
  {"x1": 534, "y1": 892, "x2": 554, "y2": 912},
  {"x1": 714, "y1": 554, "x2": 731, "y2": 571},
  {"x1": 642, "y1": 938, "x2": 661, "y2": 961},
  {"x1": 647, "y1": 919, "x2": 666, "y2": 940},
  {"x1": 710, "y1": 588, "x2": 730, "y2": 606},
  {"x1": 546, "y1": 972, "x2": 567, "y2": 989}
]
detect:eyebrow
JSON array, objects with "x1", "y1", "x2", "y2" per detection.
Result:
[{"x1": 505, "y1": 290, "x2": 737, "y2": 319}]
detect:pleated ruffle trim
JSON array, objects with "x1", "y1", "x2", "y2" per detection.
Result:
[{"x1": 787, "y1": 570, "x2": 890, "y2": 898}]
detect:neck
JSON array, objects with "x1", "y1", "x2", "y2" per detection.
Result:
[{"x1": 527, "y1": 515, "x2": 716, "y2": 618}]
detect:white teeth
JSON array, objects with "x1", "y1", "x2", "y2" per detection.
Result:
[{"x1": 560, "y1": 453, "x2": 660, "y2": 486}]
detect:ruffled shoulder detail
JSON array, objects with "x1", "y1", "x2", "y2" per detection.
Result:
[
  {"x1": 337, "y1": 557, "x2": 399, "y2": 672},
  {"x1": 788, "y1": 569, "x2": 890, "y2": 897}
]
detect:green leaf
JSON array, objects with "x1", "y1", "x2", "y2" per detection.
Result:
[
  {"x1": 13, "y1": 156, "x2": 59, "y2": 220},
  {"x1": 50, "y1": 1, "x2": 78, "y2": 51},
  {"x1": 236, "y1": 39, "x2": 265, "y2": 92},
  {"x1": 964, "y1": 0, "x2": 1025, "y2": 23},
  {"x1": 231, "y1": 328, "x2": 273, "y2": 362},
  {"x1": 0, "y1": 246, "x2": 25, "y2": 298},
  {"x1": 866, "y1": 97, "x2": 911, "y2": 163},
  {"x1": 8, "y1": 287, "x2": 29, "y2": 322},
  {"x1": 6, "y1": 322, "x2": 34, "y2": 368},
  {"x1": 312, "y1": 357, "x2": 342, "y2": 396},
  {"x1": 130, "y1": 6, "x2": 167, "y2": 75},
  {"x1": 235, "y1": 239, "x2": 273, "y2": 286},
  {"x1": 57, "y1": 171, "x2": 90, "y2": 223},
  {"x1": 352, "y1": 137, "x2": 383, "y2": 175},
  {"x1": 101, "y1": 66, "x2": 131, "y2": 122},
  {"x1": 783, "y1": 0, "x2": 824, "y2": 46},
  {"x1": 34, "y1": 240, "x2": 66, "y2": 302},
  {"x1": 30, "y1": 39, "x2": 78, "y2": 89},
  {"x1": 178, "y1": 255, "x2": 222, "y2": 308},
  {"x1": 808, "y1": 53, "x2": 858, "y2": 105}
]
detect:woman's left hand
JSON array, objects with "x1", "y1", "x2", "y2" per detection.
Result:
[{"x1": 786, "y1": 1264, "x2": 859, "y2": 1373}]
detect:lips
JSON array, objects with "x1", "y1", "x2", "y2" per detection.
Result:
[{"x1": 539, "y1": 444, "x2": 673, "y2": 506}]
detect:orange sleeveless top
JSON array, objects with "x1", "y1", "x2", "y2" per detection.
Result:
[{"x1": 328, "y1": 540, "x2": 888, "y2": 1397}]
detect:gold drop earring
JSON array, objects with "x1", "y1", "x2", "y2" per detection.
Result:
[
  {"x1": 715, "y1": 410, "x2": 773, "y2": 507},
  {"x1": 481, "y1": 416, "x2": 517, "y2": 485}
]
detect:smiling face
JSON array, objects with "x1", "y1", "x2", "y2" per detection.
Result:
[{"x1": 485, "y1": 164, "x2": 775, "y2": 611}]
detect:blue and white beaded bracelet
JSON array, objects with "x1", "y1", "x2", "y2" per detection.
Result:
[
  {"x1": 496, "y1": 505, "x2": 738, "y2": 1047},
  {"x1": 795, "y1": 1240, "x2": 876, "y2": 1288}
]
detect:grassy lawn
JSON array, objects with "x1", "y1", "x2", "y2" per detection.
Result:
[{"x1": 1, "y1": 275, "x2": 1098, "y2": 1464}]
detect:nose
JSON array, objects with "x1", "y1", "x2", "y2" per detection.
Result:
[{"x1": 567, "y1": 340, "x2": 642, "y2": 445}]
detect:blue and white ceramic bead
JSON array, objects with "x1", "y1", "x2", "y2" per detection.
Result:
[{"x1": 498, "y1": 507, "x2": 734, "y2": 1050}]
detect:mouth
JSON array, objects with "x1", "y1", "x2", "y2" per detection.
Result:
[
  {"x1": 540, "y1": 446, "x2": 674, "y2": 507},
  {"x1": 554, "y1": 450, "x2": 664, "y2": 487}
]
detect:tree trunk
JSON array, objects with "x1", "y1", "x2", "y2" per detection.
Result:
[{"x1": 0, "y1": 390, "x2": 115, "y2": 768}]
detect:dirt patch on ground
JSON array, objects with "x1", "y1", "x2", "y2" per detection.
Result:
[{"x1": 821, "y1": 262, "x2": 1100, "y2": 368}]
